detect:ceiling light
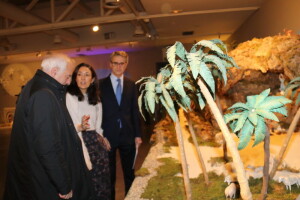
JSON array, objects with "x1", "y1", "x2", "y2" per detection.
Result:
[
  {"x1": 92, "y1": 25, "x2": 100, "y2": 32},
  {"x1": 104, "y1": 0, "x2": 120, "y2": 9},
  {"x1": 172, "y1": 10, "x2": 183, "y2": 14}
]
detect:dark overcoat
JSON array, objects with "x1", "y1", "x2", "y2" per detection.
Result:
[{"x1": 3, "y1": 70, "x2": 94, "y2": 200}]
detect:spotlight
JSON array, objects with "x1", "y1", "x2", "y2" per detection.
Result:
[
  {"x1": 92, "y1": 25, "x2": 100, "y2": 32},
  {"x1": 104, "y1": 0, "x2": 120, "y2": 9}
]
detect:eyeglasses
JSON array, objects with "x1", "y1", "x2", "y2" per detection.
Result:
[{"x1": 111, "y1": 62, "x2": 126, "y2": 66}]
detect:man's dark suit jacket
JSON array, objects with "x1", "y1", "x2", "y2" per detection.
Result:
[{"x1": 99, "y1": 76, "x2": 141, "y2": 147}]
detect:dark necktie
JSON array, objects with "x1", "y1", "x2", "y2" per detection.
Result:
[{"x1": 116, "y1": 78, "x2": 122, "y2": 128}]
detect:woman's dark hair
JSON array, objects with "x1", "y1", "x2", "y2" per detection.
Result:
[{"x1": 67, "y1": 63, "x2": 100, "y2": 105}]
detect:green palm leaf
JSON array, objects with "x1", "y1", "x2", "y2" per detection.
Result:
[
  {"x1": 161, "y1": 84, "x2": 174, "y2": 108},
  {"x1": 228, "y1": 102, "x2": 249, "y2": 111},
  {"x1": 248, "y1": 111, "x2": 258, "y2": 126},
  {"x1": 186, "y1": 52, "x2": 201, "y2": 79},
  {"x1": 169, "y1": 61, "x2": 187, "y2": 98},
  {"x1": 202, "y1": 55, "x2": 227, "y2": 84},
  {"x1": 145, "y1": 82, "x2": 156, "y2": 113},
  {"x1": 210, "y1": 39, "x2": 228, "y2": 53},
  {"x1": 224, "y1": 112, "x2": 241, "y2": 123},
  {"x1": 198, "y1": 62, "x2": 215, "y2": 95},
  {"x1": 255, "y1": 109, "x2": 279, "y2": 121},
  {"x1": 159, "y1": 96, "x2": 177, "y2": 122},
  {"x1": 138, "y1": 90, "x2": 146, "y2": 120},
  {"x1": 254, "y1": 88, "x2": 270, "y2": 107},
  {"x1": 193, "y1": 40, "x2": 223, "y2": 54},
  {"x1": 197, "y1": 93, "x2": 206, "y2": 109},
  {"x1": 234, "y1": 111, "x2": 249, "y2": 132},
  {"x1": 237, "y1": 120, "x2": 254, "y2": 150},
  {"x1": 246, "y1": 96, "x2": 257, "y2": 108},
  {"x1": 213, "y1": 51, "x2": 239, "y2": 68},
  {"x1": 271, "y1": 106, "x2": 288, "y2": 116},
  {"x1": 166, "y1": 41, "x2": 187, "y2": 67},
  {"x1": 258, "y1": 96, "x2": 292, "y2": 110},
  {"x1": 253, "y1": 116, "x2": 266, "y2": 147}
]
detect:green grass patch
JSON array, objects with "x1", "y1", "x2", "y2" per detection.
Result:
[
  {"x1": 135, "y1": 168, "x2": 150, "y2": 177},
  {"x1": 188, "y1": 135, "x2": 221, "y2": 147},
  {"x1": 142, "y1": 157, "x2": 300, "y2": 200}
]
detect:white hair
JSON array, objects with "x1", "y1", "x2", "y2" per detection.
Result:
[{"x1": 41, "y1": 54, "x2": 72, "y2": 74}]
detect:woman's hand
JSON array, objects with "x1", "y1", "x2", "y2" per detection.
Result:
[{"x1": 81, "y1": 115, "x2": 90, "y2": 131}]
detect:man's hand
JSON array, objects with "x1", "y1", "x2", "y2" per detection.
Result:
[
  {"x1": 59, "y1": 190, "x2": 73, "y2": 199},
  {"x1": 135, "y1": 137, "x2": 142, "y2": 149}
]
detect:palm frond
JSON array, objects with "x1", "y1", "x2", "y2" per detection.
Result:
[
  {"x1": 253, "y1": 116, "x2": 266, "y2": 147},
  {"x1": 256, "y1": 109, "x2": 279, "y2": 121},
  {"x1": 198, "y1": 62, "x2": 215, "y2": 95},
  {"x1": 159, "y1": 96, "x2": 178, "y2": 122},
  {"x1": 248, "y1": 111, "x2": 258, "y2": 126},
  {"x1": 166, "y1": 41, "x2": 187, "y2": 67},
  {"x1": 224, "y1": 112, "x2": 241, "y2": 123},
  {"x1": 197, "y1": 93, "x2": 206, "y2": 109},
  {"x1": 169, "y1": 61, "x2": 187, "y2": 98},
  {"x1": 254, "y1": 88, "x2": 270, "y2": 107},
  {"x1": 237, "y1": 120, "x2": 254, "y2": 150},
  {"x1": 234, "y1": 111, "x2": 249, "y2": 132},
  {"x1": 202, "y1": 55, "x2": 227, "y2": 84},
  {"x1": 186, "y1": 52, "x2": 201, "y2": 79},
  {"x1": 258, "y1": 96, "x2": 292, "y2": 110},
  {"x1": 228, "y1": 102, "x2": 249, "y2": 111},
  {"x1": 213, "y1": 51, "x2": 239, "y2": 68},
  {"x1": 193, "y1": 40, "x2": 224, "y2": 54},
  {"x1": 270, "y1": 106, "x2": 288, "y2": 116},
  {"x1": 210, "y1": 39, "x2": 228, "y2": 53},
  {"x1": 138, "y1": 90, "x2": 146, "y2": 120}
]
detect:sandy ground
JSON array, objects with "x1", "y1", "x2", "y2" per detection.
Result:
[
  {"x1": 126, "y1": 110, "x2": 300, "y2": 199},
  {"x1": 159, "y1": 110, "x2": 300, "y2": 182}
]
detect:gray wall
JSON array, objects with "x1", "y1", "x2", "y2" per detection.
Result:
[{"x1": 228, "y1": 0, "x2": 300, "y2": 45}]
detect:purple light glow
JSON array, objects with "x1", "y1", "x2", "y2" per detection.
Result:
[{"x1": 67, "y1": 46, "x2": 148, "y2": 58}]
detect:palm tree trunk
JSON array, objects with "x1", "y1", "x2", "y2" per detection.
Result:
[
  {"x1": 260, "y1": 128, "x2": 270, "y2": 200},
  {"x1": 197, "y1": 79, "x2": 252, "y2": 200},
  {"x1": 174, "y1": 117, "x2": 192, "y2": 200},
  {"x1": 269, "y1": 107, "x2": 300, "y2": 179},
  {"x1": 216, "y1": 95, "x2": 229, "y2": 162},
  {"x1": 186, "y1": 114, "x2": 209, "y2": 185}
]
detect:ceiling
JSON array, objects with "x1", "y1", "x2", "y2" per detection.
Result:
[{"x1": 0, "y1": 0, "x2": 263, "y2": 63}]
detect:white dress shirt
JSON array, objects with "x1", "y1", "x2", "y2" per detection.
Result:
[{"x1": 66, "y1": 92, "x2": 103, "y2": 170}]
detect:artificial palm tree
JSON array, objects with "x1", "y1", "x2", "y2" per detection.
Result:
[
  {"x1": 269, "y1": 77, "x2": 300, "y2": 179},
  {"x1": 224, "y1": 88, "x2": 291, "y2": 200},
  {"x1": 165, "y1": 40, "x2": 253, "y2": 200},
  {"x1": 137, "y1": 76, "x2": 192, "y2": 200}
]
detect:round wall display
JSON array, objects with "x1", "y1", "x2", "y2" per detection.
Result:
[{"x1": 0, "y1": 63, "x2": 33, "y2": 96}]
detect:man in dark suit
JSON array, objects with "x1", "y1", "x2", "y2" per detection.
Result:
[{"x1": 99, "y1": 51, "x2": 142, "y2": 200}]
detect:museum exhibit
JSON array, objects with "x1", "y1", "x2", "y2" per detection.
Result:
[{"x1": 0, "y1": 0, "x2": 300, "y2": 199}]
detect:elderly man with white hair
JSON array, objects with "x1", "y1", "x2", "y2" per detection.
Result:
[{"x1": 3, "y1": 54, "x2": 95, "y2": 200}]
